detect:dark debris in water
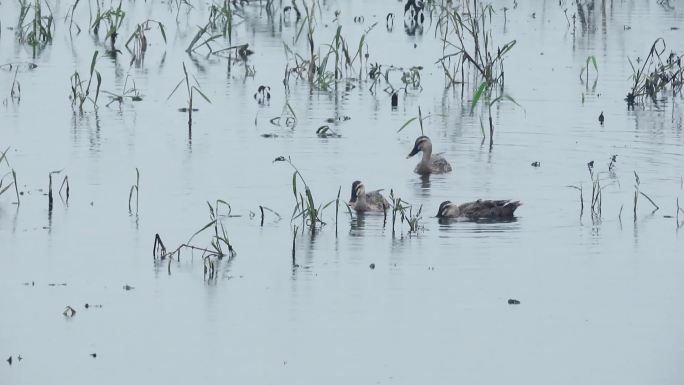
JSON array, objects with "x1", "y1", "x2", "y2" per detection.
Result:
[
  {"x1": 369, "y1": 263, "x2": 375, "y2": 269},
  {"x1": 531, "y1": 161, "x2": 541, "y2": 167},
  {"x1": 123, "y1": 284, "x2": 135, "y2": 291},
  {"x1": 5, "y1": 354, "x2": 24, "y2": 366},
  {"x1": 63, "y1": 306, "x2": 77, "y2": 317},
  {"x1": 325, "y1": 115, "x2": 351, "y2": 123},
  {"x1": 316, "y1": 125, "x2": 341, "y2": 138},
  {"x1": 508, "y1": 299, "x2": 521, "y2": 305},
  {"x1": 90, "y1": 353, "x2": 97, "y2": 358}
]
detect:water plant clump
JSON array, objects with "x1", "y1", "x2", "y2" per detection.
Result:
[
  {"x1": 283, "y1": 0, "x2": 373, "y2": 91},
  {"x1": 153, "y1": 200, "x2": 237, "y2": 262},
  {"x1": 435, "y1": 0, "x2": 519, "y2": 146},
  {"x1": 125, "y1": 19, "x2": 167, "y2": 59},
  {"x1": 167, "y1": 63, "x2": 212, "y2": 130},
  {"x1": 274, "y1": 156, "x2": 336, "y2": 234},
  {"x1": 207, "y1": 1, "x2": 236, "y2": 44},
  {"x1": 16, "y1": 0, "x2": 55, "y2": 56},
  {"x1": 69, "y1": 51, "x2": 102, "y2": 111},
  {"x1": 90, "y1": 1, "x2": 126, "y2": 50},
  {"x1": 436, "y1": 0, "x2": 516, "y2": 88},
  {"x1": 0, "y1": 148, "x2": 20, "y2": 204},
  {"x1": 626, "y1": 38, "x2": 684, "y2": 107},
  {"x1": 102, "y1": 75, "x2": 143, "y2": 106},
  {"x1": 388, "y1": 189, "x2": 423, "y2": 236}
]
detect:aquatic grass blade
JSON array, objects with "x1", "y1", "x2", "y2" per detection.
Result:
[
  {"x1": 397, "y1": 117, "x2": 417, "y2": 133},
  {"x1": 167, "y1": 79, "x2": 185, "y2": 100},
  {"x1": 471, "y1": 81, "x2": 488, "y2": 112},
  {"x1": 187, "y1": 220, "x2": 217, "y2": 244},
  {"x1": 191, "y1": 86, "x2": 211, "y2": 103},
  {"x1": 90, "y1": 50, "x2": 99, "y2": 76}
]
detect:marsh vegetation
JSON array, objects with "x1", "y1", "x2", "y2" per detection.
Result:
[{"x1": 1, "y1": 0, "x2": 684, "y2": 384}]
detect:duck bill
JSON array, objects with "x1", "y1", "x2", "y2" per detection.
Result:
[{"x1": 406, "y1": 147, "x2": 420, "y2": 158}]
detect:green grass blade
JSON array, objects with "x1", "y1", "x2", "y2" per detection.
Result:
[
  {"x1": 192, "y1": 86, "x2": 212, "y2": 103},
  {"x1": 397, "y1": 117, "x2": 417, "y2": 133},
  {"x1": 89, "y1": 50, "x2": 99, "y2": 76},
  {"x1": 158, "y1": 22, "x2": 167, "y2": 43},
  {"x1": 167, "y1": 79, "x2": 184, "y2": 100},
  {"x1": 471, "y1": 81, "x2": 488, "y2": 112},
  {"x1": 590, "y1": 55, "x2": 598, "y2": 72},
  {"x1": 187, "y1": 220, "x2": 217, "y2": 244}
]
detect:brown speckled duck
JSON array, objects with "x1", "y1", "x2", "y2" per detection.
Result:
[
  {"x1": 406, "y1": 136, "x2": 452, "y2": 175},
  {"x1": 348, "y1": 181, "x2": 389, "y2": 212},
  {"x1": 436, "y1": 199, "x2": 522, "y2": 220}
]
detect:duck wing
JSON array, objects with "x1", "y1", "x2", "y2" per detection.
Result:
[
  {"x1": 366, "y1": 190, "x2": 390, "y2": 211},
  {"x1": 430, "y1": 153, "x2": 453, "y2": 173}
]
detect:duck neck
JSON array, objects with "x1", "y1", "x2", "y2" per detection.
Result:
[
  {"x1": 356, "y1": 192, "x2": 368, "y2": 209},
  {"x1": 421, "y1": 143, "x2": 432, "y2": 165}
]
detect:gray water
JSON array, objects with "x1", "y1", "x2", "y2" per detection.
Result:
[{"x1": 1, "y1": 0, "x2": 684, "y2": 384}]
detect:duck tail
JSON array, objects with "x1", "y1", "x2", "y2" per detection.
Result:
[{"x1": 501, "y1": 201, "x2": 522, "y2": 217}]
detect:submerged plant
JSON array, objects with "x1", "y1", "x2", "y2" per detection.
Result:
[
  {"x1": 17, "y1": 0, "x2": 55, "y2": 56},
  {"x1": 283, "y1": 1, "x2": 373, "y2": 91},
  {"x1": 64, "y1": 0, "x2": 81, "y2": 35},
  {"x1": 207, "y1": 1, "x2": 234, "y2": 44},
  {"x1": 186, "y1": 23, "x2": 222, "y2": 54},
  {"x1": 125, "y1": 19, "x2": 167, "y2": 59},
  {"x1": 388, "y1": 189, "x2": 422, "y2": 235},
  {"x1": 471, "y1": 81, "x2": 521, "y2": 147},
  {"x1": 102, "y1": 75, "x2": 143, "y2": 106},
  {"x1": 0, "y1": 148, "x2": 20, "y2": 204},
  {"x1": 128, "y1": 168, "x2": 139, "y2": 215},
  {"x1": 167, "y1": 63, "x2": 212, "y2": 129},
  {"x1": 436, "y1": 0, "x2": 516, "y2": 88},
  {"x1": 368, "y1": 64, "x2": 424, "y2": 95},
  {"x1": 153, "y1": 200, "x2": 237, "y2": 261},
  {"x1": 626, "y1": 38, "x2": 684, "y2": 106},
  {"x1": 397, "y1": 106, "x2": 444, "y2": 136},
  {"x1": 579, "y1": 55, "x2": 598, "y2": 82},
  {"x1": 90, "y1": 1, "x2": 126, "y2": 49},
  {"x1": 274, "y1": 156, "x2": 335, "y2": 233},
  {"x1": 69, "y1": 51, "x2": 102, "y2": 111},
  {"x1": 269, "y1": 101, "x2": 297, "y2": 128},
  {"x1": 633, "y1": 171, "x2": 659, "y2": 220}
]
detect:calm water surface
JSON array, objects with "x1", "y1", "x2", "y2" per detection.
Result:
[{"x1": 1, "y1": 1, "x2": 684, "y2": 384}]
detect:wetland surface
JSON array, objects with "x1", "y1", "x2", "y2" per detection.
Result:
[{"x1": 1, "y1": 0, "x2": 684, "y2": 384}]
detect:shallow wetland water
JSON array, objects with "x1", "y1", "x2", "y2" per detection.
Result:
[{"x1": 1, "y1": 0, "x2": 684, "y2": 384}]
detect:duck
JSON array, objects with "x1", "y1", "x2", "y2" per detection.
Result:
[
  {"x1": 406, "y1": 136, "x2": 452, "y2": 175},
  {"x1": 348, "y1": 181, "x2": 389, "y2": 212},
  {"x1": 436, "y1": 199, "x2": 522, "y2": 220}
]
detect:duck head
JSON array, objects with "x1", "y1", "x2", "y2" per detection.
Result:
[
  {"x1": 350, "y1": 180, "x2": 365, "y2": 202},
  {"x1": 436, "y1": 200, "x2": 458, "y2": 218},
  {"x1": 406, "y1": 136, "x2": 432, "y2": 158}
]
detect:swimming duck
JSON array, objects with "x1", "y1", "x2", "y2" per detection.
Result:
[
  {"x1": 436, "y1": 199, "x2": 522, "y2": 220},
  {"x1": 348, "y1": 181, "x2": 389, "y2": 212},
  {"x1": 406, "y1": 136, "x2": 452, "y2": 175}
]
